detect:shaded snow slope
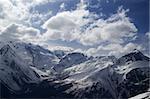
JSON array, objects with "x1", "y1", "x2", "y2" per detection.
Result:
[
  {"x1": 54, "y1": 52, "x2": 88, "y2": 72},
  {"x1": 0, "y1": 45, "x2": 40, "y2": 92},
  {"x1": 0, "y1": 41, "x2": 60, "y2": 71},
  {"x1": 62, "y1": 50, "x2": 150, "y2": 99},
  {"x1": 129, "y1": 91, "x2": 150, "y2": 99},
  {"x1": 63, "y1": 56, "x2": 116, "y2": 81}
]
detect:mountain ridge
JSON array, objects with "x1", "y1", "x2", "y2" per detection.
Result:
[{"x1": 0, "y1": 41, "x2": 149, "y2": 99}]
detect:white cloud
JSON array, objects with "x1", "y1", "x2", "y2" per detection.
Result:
[
  {"x1": 48, "y1": 45, "x2": 74, "y2": 51},
  {"x1": 0, "y1": 0, "x2": 30, "y2": 27},
  {"x1": 42, "y1": 2, "x2": 90, "y2": 41},
  {"x1": 86, "y1": 43, "x2": 144, "y2": 57},
  {"x1": 42, "y1": 2, "x2": 137, "y2": 46},
  {"x1": 108, "y1": 43, "x2": 143, "y2": 57},
  {"x1": 80, "y1": 7, "x2": 137, "y2": 45},
  {"x1": 0, "y1": 0, "x2": 55, "y2": 45},
  {"x1": 0, "y1": 0, "x2": 53, "y2": 28},
  {"x1": 0, "y1": 23, "x2": 41, "y2": 43}
]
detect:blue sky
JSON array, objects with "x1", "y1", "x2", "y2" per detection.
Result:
[{"x1": 0, "y1": 0, "x2": 149, "y2": 57}]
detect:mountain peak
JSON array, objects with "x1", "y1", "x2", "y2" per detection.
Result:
[
  {"x1": 116, "y1": 50, "x2": 149, "y2": 65},
  {"x1": 125, "y1": 49, "x2": 144, "y2": 58},
  {"x1": 53, "y1": 52, "x2": 88, "y2": 72},
  {"x1": 131, "y1": 49, "x2": 141, "y2": 53}
]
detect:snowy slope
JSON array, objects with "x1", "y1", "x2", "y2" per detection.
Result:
[
  {"x1": 129, "y1": 92, "x2": 150, "y2": 99},
  {"x1": 63, "y1": 56, "x2": 116, "y2": 81},
  {"x1": 0, "y1": 45, "x2": 40, "y2": 92},
  {"x1": 23, "y1": 43, "x2": 59, "y2": 70},
  {"x1": 0, "y1": 41, "x2": 60, "y2": 71},
  {"x1": 54, "y1": 52, "x2": 88, "y2": 72},
  {"x1": 62, "y1": 56, "x2": 119, "y2": 98},
  {"x1": 62, "y1": 50, "x2": 150, "y2": 99}
]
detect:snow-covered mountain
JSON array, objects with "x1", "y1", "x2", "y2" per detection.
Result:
[
  {"x1": 129, "y1": 91, "x2": 150, "y2": 99},
  {"x1": 0, "y1": 41, "x2": 149, "y2": 99},
  {"x1": 63, "y1": 56, "x2": 117, "y2": 81},
  {"x1": 0, "y1": 41, "x2": 60, "y2": 71},
  {"x1": 53, "y1": 52, "x2": 88, "y2": 72},
  {"x1": 116, "y1": 49, "x2": 149, "y2": 66},
  {"x1": 0, "y1": 44, "x2": 40, "y2": 93},
  {"x1": 61, "y1": 50, "x2": 149, "y2": 99}
]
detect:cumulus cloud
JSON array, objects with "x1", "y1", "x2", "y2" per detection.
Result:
[
  {"x1": 86, "y1": 43, "x2": 144, "y2": 57},
  {"x1": 86, "y1": 7, "x2": 138, "y2": 45},
  {"x1": 0, "y1": 0, "x2": 55, "y2": 45},
  {"x1": 42, "y1": 1, "x2": 90, "y2": 41},
  {"x1": 42, "y1": 11, "x2": 89, "y2": 40},
  {"x1": 42, "y1": 0, "x2": 91, "y2": 41},
  {"x1": 42, "y1": 2, "x2": 137, "y2": 46},
  {"x1": 0, "y1": 23, "x2": 41, "y2": 43},
  {"x1": 0, "y1": 0, "x2": 53, "y2": 28},
  {"x1": 81, "y1": 8, "x2": 137, "y2": 45},
  {"x1": 0, "y1": 0, "x2": 30, "y2": 27}
]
